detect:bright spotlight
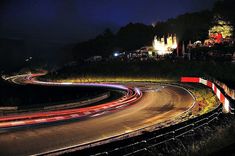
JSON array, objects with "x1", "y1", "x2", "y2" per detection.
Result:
[{"x1": 114, "y1": 53, "x2": 119, "y2": 57}]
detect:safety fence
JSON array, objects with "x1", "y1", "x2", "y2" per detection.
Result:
[{"x1": 214, "y1": 79, "x2": 235, "y2": 100}]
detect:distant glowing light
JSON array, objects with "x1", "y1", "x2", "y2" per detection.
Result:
[
  {"x1": 114, "y1": 53, "x2": 119, "y2": 57},
  {"x1": 152, "y1": 35, "x2": 177, "y2": 55},
  {"x1": 209, "y1": 19, "x2": 233, "y2": 39}
]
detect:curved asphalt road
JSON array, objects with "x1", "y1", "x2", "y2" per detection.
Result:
[{"x1": 0, "y1": 75, "x2": 194, "y2": 156}]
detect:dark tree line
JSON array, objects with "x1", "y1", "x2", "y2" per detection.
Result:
[
  {"x1": 154, "y1": 11, "x2": 213, "y2": 42},
  {"x1": 72, "y1": 0, "x2": 234, "y2": 59},
  {"x1": 213, "y1": 0, "x2": 235, "y2": 30},
  {"x1": 72, "y1": 23, "x2": 154, "y2": 59}
]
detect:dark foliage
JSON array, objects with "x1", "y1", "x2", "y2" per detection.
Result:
[
  {"x1": 154, "y1": 11, "x2": 213, "y2": 42},
  {"x1": 213, "y1": 0, "x2": 235, "y2": 36}
]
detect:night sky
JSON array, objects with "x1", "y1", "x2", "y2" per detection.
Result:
[{"x1": 0, "y1": 0, "x2": 217, "y2": 43}]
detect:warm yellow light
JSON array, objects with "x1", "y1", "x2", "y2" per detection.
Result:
[
  {"x1": 152, "y1": 35, "x2": 177, "y2": 55},
  {"x1": 209, "y1": 20, "x2": 233, "y2": 38}
]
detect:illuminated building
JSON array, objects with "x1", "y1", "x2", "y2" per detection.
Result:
[
  {"x1": 167, "y1": 34, "x2": 173, "y2": 47},
  {"x1": 172, "y1": 34, "x2": 177, "y2": 49},
  {"x1": 152, "y1": 34, "x2": 177, "y2": 55}
]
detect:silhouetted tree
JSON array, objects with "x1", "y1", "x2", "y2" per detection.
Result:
[
  {"x1": 213, "y1": 0, "x2": 235, "y2": 36},
  {"x1": 116, "y1": 23, "x2": 154, "y2": 50},
  {"x1": 72, "y1": 28, "x2": 116, "y2": 58},
  {"x1": 154, "y1": 11, "x2": 213, "y2": 43}
]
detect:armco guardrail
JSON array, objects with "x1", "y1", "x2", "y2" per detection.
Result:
[
  {"x1": 0, "y1": 92, "x2": 110, "y2": 116},
  {"x1": 43, "y1": 92, "x2": 110, "y2": 111},
  {"x1": 0, "y1": 107, "x2": 18, "y2": 111},
  {"x1": 213, "y1": 79, "x2": 235, "y2": 114},
  {"x1": 181, "y1": 77, "x2": 232, "y2": 114},
  {"x1": 214, "y1": 79, "x2": 235, "y2": 100}
]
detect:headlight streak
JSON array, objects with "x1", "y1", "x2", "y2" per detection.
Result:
[{"x1": 0, "y1": 73, "x2": 143, "y2": 128}]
